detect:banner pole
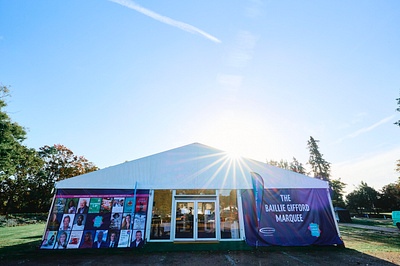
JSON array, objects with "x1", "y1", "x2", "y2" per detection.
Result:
[{"x1": 130, "y1": 182, "x2": 138, "y2": 234}]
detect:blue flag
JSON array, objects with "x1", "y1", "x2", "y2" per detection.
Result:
[{"x1": 251, "y1": 172, "x2": 264, "y2": 228}]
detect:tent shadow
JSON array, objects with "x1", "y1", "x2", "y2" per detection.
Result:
[{"x1": 0, "y1": 240, "x2": 397, "y2": 265}]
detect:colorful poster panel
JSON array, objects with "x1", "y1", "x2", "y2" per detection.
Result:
[
  {"x1": 47, "y1": 213, "x2": 63, "y2": 231},
  {"x1": 110, "y1": 212, "x2": 122, "y2": 229},
  {"x1": 89, "y1": 198, "x2": 102, "y2": 213},
  {"x1": 118, "y1": 230, "x2": 131, "y2": 248},
  {"x1": 54, "y1": 231, "x2": 70, "y2": 249},
  {"x1": 59, "y1": 214, "x2": 75, "y2": 231},
  {"x1": 79, "y1": 230, "x2": 95, "y2": 248},
  {"x1": 65, "y1": 198, "x2": 79, "y2": 214},
  {"x1": 130, "y1": 230, "x2": 145, "y2": 248},
  {"x1": 41, "y1": 230, "x2": 57, "y2": 249},
  {"x1": 100, "y1": 198, "x2": 113, "y2": 213},
  {"x1": 135, "y1": 197, "x2": 148, "y2": 214},
  {"x1": 133, "y1": 213, "x2": 146, "y2": 230},
  {"x1": 92, "y1": 230, "x2": 108, "y2": 248},
  {"x1": 107, "y1": 230, "x2": 119, "y2": 248},
  {"x1": 85, "y1": 213, "x2": 111, "y2": 230},
  {"x1": 112, "y1": 197, "x2": 124, "y2": 213},
  {"x1": 67, "y1": 231, "x2": 84, "y2": 249},
  {"x1": 124, "y1": 197, "x2": 135, "y2": 213},
  {"x1": 72, "y1": 214, "x2": 87, "y2": 230},
  {"x1": 120, "y1": 213, "x2": 133, "y2": 230},
  {"x1": 53, "y1": 198, "x2": 66, "y2": 214},
  {"x1": 77, "y1": 198, "x2": 90, "y2": 214}
]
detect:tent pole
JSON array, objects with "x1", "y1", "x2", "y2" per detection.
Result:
[
  {"x1": 130, "y1": 182, "x2": 138, "y2": 237},
  {"x1": 42, "y1": 192, "x2": 56, "y2": 242},
  {"x1": 327, "y1": 188, "x2": 341, "y2": 238}
]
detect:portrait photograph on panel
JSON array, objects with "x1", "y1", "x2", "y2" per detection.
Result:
[
  {"x1": 54, "y1": 231, "x2": 70, "y2": 249},
  {"x1": 79, "y1": 230, "x2": 95, "y2": 249},
  {"x1": 47, "y1": 212, "x2": 63, "y2": 231},
  {"x1": 59, "y1": 214, "x2": 75, "y2": 231},
  {"x1": 107, "y1": 230, "x2": 119, "y2": 248},
  {"x1": 130, "y1": 230, "x2": 145, "y2": 248},
  {"x1": 92, "y1": 230, "x2": 108, "y2": 248},
  {"x1": 77, "y1": 198, "x2": 90, "y2": 214},
  {"x1": 120, "y1": 213, "x2": 132, "y2": 230},
  {"x1": 64, "y1": 198, "x2": 79, "y2": 214},
  {"x1": 72, "y1": 214, "x2": 87, "y2": 230}
]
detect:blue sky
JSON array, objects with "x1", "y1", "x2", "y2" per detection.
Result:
[{"x1": 1, "y1": 0, "x2": 399, "y2": 193}]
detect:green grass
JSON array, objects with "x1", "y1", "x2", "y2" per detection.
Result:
[
  {"x1": 339, "y1": 225, "x2": 400, "y2": 252},
  {"x1": 350, "y1": 217, "x2": 395, "y2": 228},
  {"x1": 1, "y1": 223, "x2": 399, "y2": 263}
]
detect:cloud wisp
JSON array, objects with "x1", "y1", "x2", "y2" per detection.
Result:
[
  {"x1": 335, "y1": 115, "x2": 395, "y2": 144},
  {"x1": 109, "y1": 0, "x2": 221, "y2": 43}
]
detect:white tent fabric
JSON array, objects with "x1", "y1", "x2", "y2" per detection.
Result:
[{"x1": 56, "y1": 143, "x2": 328, "y2": 190}]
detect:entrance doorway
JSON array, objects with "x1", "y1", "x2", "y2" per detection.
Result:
[{"x1": 174, "y1": 200, "x2": 216, "y2": 240}]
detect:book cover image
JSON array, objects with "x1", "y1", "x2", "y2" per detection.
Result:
[
  {"x1": 67, "y1": 230, "x2": 84, "y2": 249},
  {"x1": 135, "y1": 197, "x2": 148, "y2": 213},
  {"x1": 89, "y1": 198, "x2": 102, "y2": 213},
  {"x1": 100, "y1": 198, "x2": 113, "y2": 213},
  {"x1": 40, "y1": 230, "x2": 58, "y2": 249},
  {"x1": 133, "y1": 213, "x2": 146, "y2": 230},
  {"x1": 112, "y1": 197, "x2": 124, "y2": 213},
  {"x1": 124, "y1": 197, "x2": 135, "y2": 213},
  {"x1": 53, "y1": 198, "x2": 66, "y2": 214},
  {"x1": 118, "y1": 230, "x2": 131, "y2": 248},
  {"x1": 110, "y1": 212, "x2": 122, "y2": 229}
]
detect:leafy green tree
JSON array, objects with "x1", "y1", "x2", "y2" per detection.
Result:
[
  {"x1": 0, "y1": 85, "x2": 29, "y2": 182},
  {"x1": 289, "y1": 157, "x2": 307, "y2": 175},
  {"x1": 267, "y1": 157, "x2": 306, "y2": 175},
  {"x1": 307, "y1": 136, "x2": 331, "y2": 181},
  {"x1": 377, "y1": 182, "x2": 400, "y2": 212},
  {"x1": 346, "y1": 182, "x2": 378, "y2": 214},
  {"x1": 329, "y1": 178, "x2": 346, "y2": 208}
]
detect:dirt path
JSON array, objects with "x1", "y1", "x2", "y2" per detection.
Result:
[{"x1": 339, "y1": 223, "x2": 400, "y2": 233}]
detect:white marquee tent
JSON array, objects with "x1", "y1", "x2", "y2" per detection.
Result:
[{"x1": 57, "y1": 143, "x2": 329, "y2": 190}]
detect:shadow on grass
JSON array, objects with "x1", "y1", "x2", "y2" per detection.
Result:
[{"x1": 1, "y1": 240, "x2": 396, "y2": 265}]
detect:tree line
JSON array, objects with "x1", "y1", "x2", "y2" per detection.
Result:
[
  {"x1": 268, "y1": 135, "x2": 400, "y2": 214},
  {"x1": 0, "y1": 85, "x2": 98, "y2": 214}
]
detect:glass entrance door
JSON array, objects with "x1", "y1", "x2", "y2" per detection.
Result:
[
  {"x1": 175, "y1": 201, "x2": 194, "y2": 239},
  {"x1": 175, "y1": 200, "x2": 216, "y2": 240},
  {"x1": 197, "y1": 201, "x2": 216, "y2": 239}
]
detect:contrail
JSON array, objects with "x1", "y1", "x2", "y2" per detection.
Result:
[{"x1": 109, "y1": 0, "x2": 221, "y2": 43}]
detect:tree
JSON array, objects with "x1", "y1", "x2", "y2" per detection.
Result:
[
  {"x1": 346, "y1": 182, "x2": 378, "y2": 214},
  {"x1": 267, "y1": 157, "x2": 306, "y2": 175},
  {"x1": 329, "y1": 178, "x2": 346, "y2": 208},
  {"x1": 0, "y1": 85, "x2": 29, "y2": 182},
  {"x1": 289, "y1": 157, "x2": 307, "y2": 175},
  {"x1": 307, "y1": 136, "x2": 331, "y2": 181},
  {"x1": 377, "y1": 182, "x2": 400, "y2": 212}
]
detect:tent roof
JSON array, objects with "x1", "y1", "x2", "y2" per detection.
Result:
[{"x1": 56, "y1": 143, "x2": 329, "y2": 190}]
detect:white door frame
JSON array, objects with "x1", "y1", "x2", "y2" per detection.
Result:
[{"x1": 173, "y1": 199, "x2": 218, "y2": 241}]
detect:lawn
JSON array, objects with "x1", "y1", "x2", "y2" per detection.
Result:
[
  {"x1": 350, "y1": 217, "x2": 396, "y2": 229},
  {"x1": 0, "y1": 223, "x2": 399, "y2": 264}
]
